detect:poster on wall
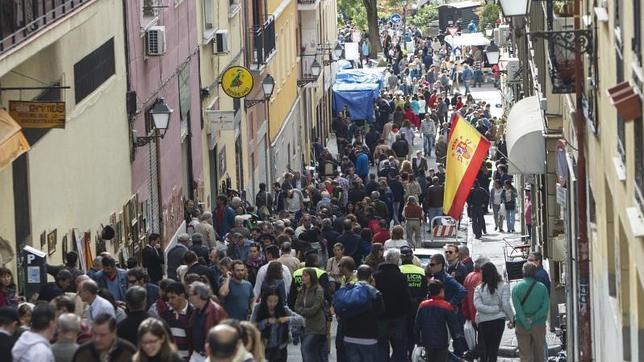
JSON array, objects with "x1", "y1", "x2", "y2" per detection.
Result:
[
  {"x1": 219, "y1": 146, "x2": 227, "y2": 175},
  {"x1": 47, "y1": 229, "x2": 57, "y2": 256},
  {"x1": 62, "y1": 233, "x2": 68, "y2": 262}
]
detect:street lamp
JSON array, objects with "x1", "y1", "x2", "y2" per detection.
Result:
[
  {"x1": 498, "y1": 0, "x2": 530, "y2": 17},
  {"x1": 485, "y1": 23, "x2": 494, "y2": 37},
  {"x1": 245, "y1": 74, "x2": 276, "y2": 108},
  {"x1": 310, "y1": 59, "x2": 322, "y2": 77},
  {"x1": 262, "y1": 74, "x2": 275, "y2": 99},
  {"x1": 485, "y1": 41, "x2": 500, "y2": 65},
  {"x1": 134, "y1": 98, "x2": 173, "y2": 147},
  {"x1": 333, "y1": 43, "x2": 343, "y2": 60}
]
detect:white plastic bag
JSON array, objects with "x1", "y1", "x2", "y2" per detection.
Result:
[
  {"x1": 464, "y1": 320, "x2": 477, "y2": 351},
  {"x1": 499, "y1": 203, "x2": 507, "y2": 217}
]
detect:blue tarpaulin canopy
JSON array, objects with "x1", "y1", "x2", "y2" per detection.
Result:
[{"x1": 332, "y1": 68, "x2": 386, "y2": 121}]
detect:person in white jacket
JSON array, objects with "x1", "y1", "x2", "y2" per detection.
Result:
[
  {"x1": 473, "y1": 262, "x2": 515, "y2": 362},
  {"x1": 11, "y1": 303, "x2": 57, "y2": 362}
]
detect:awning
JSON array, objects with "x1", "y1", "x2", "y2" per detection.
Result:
[
  {"x1": 505, "y1": 96, "x2": 545, "y2": 174},
  {"x1": 0, "y1": 109, "x2": 30, "y2": 170},
  {"x1": 444, "y1": 33, "x2": 491, "y2": 48}
]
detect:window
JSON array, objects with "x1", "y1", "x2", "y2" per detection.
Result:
[
  {"x1": 74, "y1": 38, "x2": 115, "y2": 103},
  {"x1": 634, "y1": 0, "x2": 642, "y2": 66},
  {"x1": 203, "y1": 0, "x2": 214, "y2": 31},
  {"x1": 606, "y1": 182, "x2": 617, "y2": 298},
  {"x1": 616, "y1": 47, "x2": 626, "y2": 159},
  {"x1": 635, "y1": 115, "x2": 643, "y2": 208},
  {"x1": 619, "y1": 223, "x2": 631, "y2": 360},
  {"x1": 178, "y1": 63, "x2": 191, "y2": 138},
  {"x1": 141, "y1": 0, "x2": 159, "y2": 30}
]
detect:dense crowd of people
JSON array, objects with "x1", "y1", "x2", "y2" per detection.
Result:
[{"x1": 0, "y1": 20, "x2": 550, "y2": 362}]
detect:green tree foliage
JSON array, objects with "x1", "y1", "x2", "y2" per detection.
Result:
[
  {"x1": 337, "y1": 0, "x2": 368, "y2": 31},
  {"x1": 408, "y1": 2, "x2": 438, "y2": 28},
  {"x1": 478, "y1": 3, "x2": 500, "y2": 30}
]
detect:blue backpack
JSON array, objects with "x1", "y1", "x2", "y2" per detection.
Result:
[{"x1": 334, "y1": 282, "x2": 372, "y2": 318}]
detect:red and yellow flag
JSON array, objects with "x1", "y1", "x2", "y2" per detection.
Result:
[{"x1": 443, "y1": 115, "x2": 490, "y2": 219}]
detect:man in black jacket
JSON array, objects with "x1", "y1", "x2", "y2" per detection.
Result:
[
  {"x1": 337, "y1": 219, "x2": 361, "y2": 262},
  {"x1": 116, "y1": 286, "x2": 150, "y2": 346},
  {"x1": 391, "y1": 135, "x2": 410, "y2": 160},
  {"x1": 467, "y1": 180, "x2": 488, "y2": 239},
  {"x1": 167, "y1": 233, "x2": 190, "y2": 281},
  {"x1": 342, "y1": 265, "x2": 384, "y2": 362},
  {"x1": 0, "y1": 307, "x2": 19, "y2": 357},
  {"x1": 142, "y1": 233, "x2": 164, "y2": 283},
  {"x1": 388, "y1": 175, "x2": 405, "y2": 225},
  {"x1": 374, "y1": 249, "x2": 413, "y2": 361}
]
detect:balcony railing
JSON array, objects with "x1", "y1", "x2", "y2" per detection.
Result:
[
  {"x1": 0, "y1": 0, "x2": 91, "y2": 54},
  {"x1": 250, "y1": 16, "x2": 276, "y2": 67}
]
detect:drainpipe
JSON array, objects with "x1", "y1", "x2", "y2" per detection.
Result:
[{"x1": 573, "y1": 0, "x2": 591, "y2": 359}]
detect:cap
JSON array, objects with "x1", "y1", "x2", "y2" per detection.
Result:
[{"x1": 400, "y1": 245, "x2": 413, "y2": 256}]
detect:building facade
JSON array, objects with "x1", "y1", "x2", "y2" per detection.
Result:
[
  {"x1": 198, "y1": 0, "x2": 248, "y2": 209},
  {"x1": 502, "y1": 0, "x2": 644, "y2": 360},
  {"x1": 126, "y1": 0, "x2": 203, "y2": 247},
  {"x1": 0, "y1": 0, "x2": 131, "y2": 277},
  {"x1": 297, "y1": 0, "x2": 337, "y2": 165}
]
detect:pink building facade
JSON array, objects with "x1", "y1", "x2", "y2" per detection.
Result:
[{"x1": 125, "y1": 0, "x2": 203, "y2": 244}]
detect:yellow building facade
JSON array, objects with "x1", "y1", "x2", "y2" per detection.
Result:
[
  {"x1": 0, "y1": 0, "x2": 132, "y2": 277},
  {"x1": 198, "y1": 0, "x2": 249, "y2": 208}
]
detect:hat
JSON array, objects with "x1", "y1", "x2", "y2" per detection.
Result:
[
  {"x1": 101, "y1": 225, "x2": 115, "y2": 240},
  {"x1": 400, "y1": 245, "x2": 413, "y2": 256}
]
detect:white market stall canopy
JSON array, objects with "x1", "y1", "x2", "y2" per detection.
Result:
[
  {"x1": 444, "y1": 32, "x2": 491, "y2": 48},
  {"x1": 505, "y1": 96, "x2": 546, "y2": 174}
]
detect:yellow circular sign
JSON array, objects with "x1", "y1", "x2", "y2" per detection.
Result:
[{"x1": 221, "y1": 66, "x2": 254, "y2": 99}]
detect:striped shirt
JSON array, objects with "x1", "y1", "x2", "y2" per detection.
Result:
[{"x1": 161, "y1": 302, "x2": 193, "y2": 360}]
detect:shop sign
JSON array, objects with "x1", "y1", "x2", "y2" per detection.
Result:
[
  {"x1": 220, "y1": 66, "x2": 254, "y2": 99},
  {"x1": 9, "y1": 101, "x2": 65, "y2": 128}
]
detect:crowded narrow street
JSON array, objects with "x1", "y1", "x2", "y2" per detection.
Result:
[{"x1": 0, "y1": 0, "x2": 642, "y2": 362}]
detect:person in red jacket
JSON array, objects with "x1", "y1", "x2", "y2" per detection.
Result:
[
  {"x1": 188, "y1": 281, "x2": 228, "y2": 361},
  {"x1": 462, "y1": 256, "x2": 489, "y2": 323}
]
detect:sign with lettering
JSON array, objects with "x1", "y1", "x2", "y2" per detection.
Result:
[
  {"x1": 9, "y1": 101, "x2": 65, "y2": 128},
  {"x1": 220, "y1": 66, "x2": 254, "y2": 99}
]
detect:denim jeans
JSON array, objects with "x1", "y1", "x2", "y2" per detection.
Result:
[
  {"x1": 345, "y1": 342, "x2": 378, "y2": 362},
  {"x1": 427, "y1": 207, "x2": 443, "y2": 227},
  {"x1": 463, "y1": 80, "x2": 471, "y2": 94},
  {"x1": 301, "y1": 334, "x2": 328, "y2": 362},
  {"x1": 506, "y1": 209, "x2": 516, "y2": 232},
  {"x1": 392, "y1": 202, "x2": 401, "y2": 224},
  {"x1": 423, "y1": 133, "x2": 434, "y2": 156},
  {"x1": 377, "y1": 317, "x2": 408, "y2": 362}
]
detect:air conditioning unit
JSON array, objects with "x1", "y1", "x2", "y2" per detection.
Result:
[
  {"x1": 146, "y1": 26, "x2": 166, "y2": 56},
  {"x1": 213, "y1": 30, "x2": 229, "y2": 54}
]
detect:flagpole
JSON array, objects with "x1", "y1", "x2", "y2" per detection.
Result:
[{"x1": 488, "y1": 147, "x2": 526, "y2": 176}]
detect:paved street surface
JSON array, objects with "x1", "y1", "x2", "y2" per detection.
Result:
[{"x1": 288, "y1": 85, "x2": 558, "y2": 361}]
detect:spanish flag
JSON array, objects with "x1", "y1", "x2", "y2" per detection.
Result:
[{"x1": 443, "y1": 115, "x2": 490, "y2": 219}]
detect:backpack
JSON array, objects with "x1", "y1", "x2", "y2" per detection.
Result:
[{"x1": 333, "y1": 282, "x2": 372, "y2": 318}]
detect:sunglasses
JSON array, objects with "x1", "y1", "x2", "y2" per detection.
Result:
[{"x1": 445, "y1": 251, "x2": 454, "y2": 254}]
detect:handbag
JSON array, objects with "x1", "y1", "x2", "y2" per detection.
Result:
[
  {"x1": 464, "y1": 320, "x2": 477, "y2": 350},
  {"x1": 499, "y1": 203, "x2": 506, "y2": 217}
]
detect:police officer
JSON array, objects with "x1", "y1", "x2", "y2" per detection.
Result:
[
  {"x1": 467, "y1": 180, "x2": 488, "y2": 239},
  {"x1": 399, "y1": 246, "x2": 427, "y2": 359},
  {"x1": 288, "y1": 251, "x2": 332, "y2": 308}
]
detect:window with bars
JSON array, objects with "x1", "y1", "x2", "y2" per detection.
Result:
[
  {"x1": 616, "y1": 48, "x2": 626, "y2": 159},
  {"x1": 634, "y1": 0, "x2": 642, "y2": 66}
]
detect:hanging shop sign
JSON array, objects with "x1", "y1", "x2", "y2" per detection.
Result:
[
  {"x1": 9, "y1": 100, "x2": 66, "y2": 128},
  {"x1": 220, "y1": 66, "x2": 254, "y2": 99}
]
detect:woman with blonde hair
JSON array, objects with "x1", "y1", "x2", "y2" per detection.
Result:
[
  {"x1": 240, "y1": 321, "x2": 265, "y2": 361},
  {"x1": 133, "y1": 318, "x2": 182, "y2": 362}
]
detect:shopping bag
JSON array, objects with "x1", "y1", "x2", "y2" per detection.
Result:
[
  {"x1": 499, "y1": 203, "x2": 507, "y2": 217},
  {"x1": 464, "y1": 320, "x2": 477, "y2": 351}
]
